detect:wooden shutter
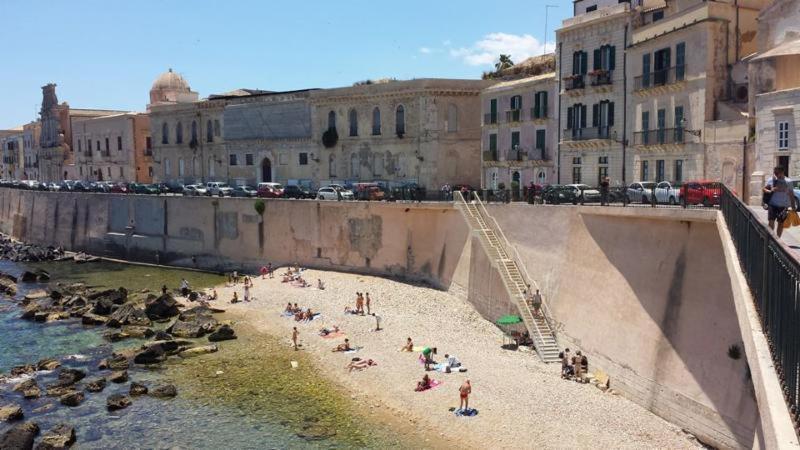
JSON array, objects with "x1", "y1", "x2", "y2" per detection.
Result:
[
  {"x1": 567, "y1": 106, "x2": 574, "y2": 129},
  {"x1": 593, "y1": 49, "x2": 601, "y2": 70},
  {"x1": 592, "y1": 104, "x2": 599, "y2": 127},
  {"x1": 580, "y1": 105, "x2": 587, "y2": 128},
  {"x1": 541, "y1": 91, "x2": 548, "y2": 118},
  {"x1": 609, "y1": 46, "x2": 616, "y2": 71},
  {"x1": 608, "y1": 102, "x2": 615, "y2": 127},
  {"x1": 580, "y1": 52, "x2": 588, "y2": 74}
]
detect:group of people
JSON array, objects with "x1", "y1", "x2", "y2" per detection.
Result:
[
  {"x1": 231, "y1": 274, "x2": 254, "y2": 303},
  {"x1": 560, "y1": 348, "x2": 589, "y2": 382},
  {"x1": 285, "y1": 302, "x2": 316, "y2": 322},
  {"x1": 524, "y1": 286, "x2": 543, "y2": 317},
  {"x1": 344, "y1": 292, "x2": 371, "y2": 315}
]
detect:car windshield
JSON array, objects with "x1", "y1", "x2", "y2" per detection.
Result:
[{"x1": 642, "y1": 182, "x2": 657, "y2": 189}]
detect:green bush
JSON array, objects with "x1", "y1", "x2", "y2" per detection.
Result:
[{"x1": 254, "y1": 199, "x2": 265, "y2": 215}]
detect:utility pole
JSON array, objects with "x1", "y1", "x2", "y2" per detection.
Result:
[{"x1": 544, "y1": 5, "x2": 558, "y2": 55}]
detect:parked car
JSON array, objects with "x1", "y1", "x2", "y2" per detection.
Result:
[
  {"x1": 680, "y1": 180, "x2": 722, "y2": 206},
  {"x1": 654, "y1": 181, "x2": 682, "y2": 205},
  {"x1": 316, "y1": 186, "x2": 341, "y2": 200},
  {"x1": 206, "y1": 181, "x2": 233, "y2": 197},
  {"x1": 231, "y1": 185, "x2": 258, "y2": 198},
  {"x1": 353, "y1": 183, "x2": 385, "y2": 201},
  {"x1": 626, "y1": 182, "x2": 657, "y2": 204},
  {"x1": 72, "y1": 181, "x2": 91, "y2": 192},
  {"x1": 283, "y1": 185, "x2": 314, "y2": 199},
  {"x1": 159, "y1": 181, "x2": 185, "y2": 195},
  {"x1": 89, "y1": 182, "x2": 111, "y2": 193},
  {"x1": 565, "y1": 184, "x2": 601, "y2": 203},
  {"x1": 183, "y1": 184, "x2": 208, "y2": 196},
  {"x1": 542, "y1": 185, "x2": 579, "y2": 205},
  {"x1": 129, "y1": 183, "x2": 160, "y2": 195},
  {"x1": 109, "y1": 182, "x2": 128, "y2": 194},
  {"x1": 257, "y1": 182, "x2": 284, "y2": 198}
]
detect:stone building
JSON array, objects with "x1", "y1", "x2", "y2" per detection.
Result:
[
  {"x1": 748, "y1": 0, "x2": 800, "y2": 203},
  {"x1": 557, "y1": 1, "x2": 629, "y2": 187},
  {"x1": 22, "y1": 122, "x2": 40, "y2": 180},
  {"x1": 0, "y1": 129, "x2": 23, "y2": 180},
  {"x1": 480, "y1": 73, "x2": 559, "y2": 191},
  {"x1": 309, "y1": 79, "x2": 491, "y2": 191},
  {"x1": 627, "y1": 0, "x2": 765, "y2": 191},
  {"x1": 71, "y1": 113, "x2": 152, "y2": 183}
]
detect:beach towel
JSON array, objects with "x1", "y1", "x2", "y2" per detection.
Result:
[
  {"x1": 320, "y1": 331, "x2": 345, "y2": 339},
  {"x1": 416, "y1": 379, "x2": 442, "y2": 392},
  {"x1": 302, "y1": 313, "x2": 321, "y2": 322},
  {"x1": 280, "y1": 311, "x2": 295, "y2": 318},
  {"x1": 343, "y1": 347, "x2": 363, "y2": 354},
  {"x1": 454, "y1": 408, "x2": 478, "y2": 417}
]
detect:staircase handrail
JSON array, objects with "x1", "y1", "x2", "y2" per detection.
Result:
[{"x1": 470, "y1": 192, "x2": 557, "y2": 337}]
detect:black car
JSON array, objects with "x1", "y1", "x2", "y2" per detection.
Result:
[
  {"x1": 160, "y1": 181, "x2": 185, "y2": 195},
  {"x1": 542, "y1": 185, "x2": 579, "y2": 205},
  {"x1": 283, "y1": 185, "x2": 313, "y2": 199},
  {"x1": 231, "y1": 185, "x2": 257, "y2": 197},
  {"x1": 72, "y1": 181, "x2": 91, "y2": 192}
]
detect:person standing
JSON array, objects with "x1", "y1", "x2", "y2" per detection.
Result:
[
  {"x1": 243, "y1": 282, "x2": 251, "y2": 302},
  {"x1": 267, "y1": 262, "x2": 273, "y2": 279},
  {"x1": 459, "y1": 379, "x2": 472, "y2": 411},
  {"x1": 764, "y1": 166, "x2": 796, "y2": 238},
  {"x1": 531, "y1": 289, "x2": 543, "y2": 317},
  {"x1": 292, "y1": 327, "x2": 299, "y2": 351},
  {"x1": 600, "y1": 177, "x2": 610, "y2": 206},
  {"x1": 365, "y1": 292, "x2": 372, "y2": 315}
]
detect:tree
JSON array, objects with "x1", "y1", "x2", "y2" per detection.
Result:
[{"x1": 495, "y1": 54, "x2": 514, "y2": 72}]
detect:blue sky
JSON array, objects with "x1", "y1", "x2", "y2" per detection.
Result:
[{"x1": 0, "y1": 0, "x2": 571, "y2": 129}]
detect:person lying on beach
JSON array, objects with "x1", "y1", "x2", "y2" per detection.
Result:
[
  {"x1": 282, "y1": 275, "x2": 291, "y2": 283},
  {"x1": 293, "y1": 303, "x2": 301, "y2": 313},
  {"x1": 318, "y1": 325, "x2": 340, "y2": 336},
  {"x1": 415, "y1": 374, "x2": 432, "y2": 391},
  {"x1": 231, "y1": 292, "x2": 239, "y2": 304},
  {"x1": 344, "y1": 306, "x2": 355, "y2": 314},
  {"x1": 285, "y1": 303, "x2": 294, "y2": 314},
  {"x1": 317, "y1": 279, "x2": 325, "y2": 290},
  {"x1": 401, "y1": 338, "x2": 414, "y2": 352},
  {"x1": 210, "y1": 289, "x2": 218, "y2": 301},
  {"x1": 346, "y1": 358, "x2": 376, "y2": 373},
  {"x1": 332, "y1": 339, "x2": 352, "y2": 352}
]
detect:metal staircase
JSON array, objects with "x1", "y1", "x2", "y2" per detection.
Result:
[{"x1": 454, "y1": 191, "x2": 560, "y2": 363}]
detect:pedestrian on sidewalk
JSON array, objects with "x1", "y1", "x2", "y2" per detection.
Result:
[{"x1": 763, "y1": 166, "x2": 796, "y2": 238}]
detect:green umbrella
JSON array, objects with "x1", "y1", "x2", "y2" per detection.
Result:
[{"x1": 496, "y1": 315, "x2": 522, "y2": 326}]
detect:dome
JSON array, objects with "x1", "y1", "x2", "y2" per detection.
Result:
[{"x1": 151, "y1": 68, "x2": 190, "y2": 91}]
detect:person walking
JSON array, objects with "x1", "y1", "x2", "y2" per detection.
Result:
[
  {"x1": 365, "y1": 292, "x2": 372, "y2": 315},
  {"x1": 459, "y1": 379, "x2": 472, "y2": 411},
  {"x1": 764, "y1": 166, "x2": 796, "y2": 238},
  {"x1": 600, "y1": 176, "x2": 610, "y2": 206},
  {"x1": 531, "y1": 289, "x2": 543, "y2": 317},
  {"x1": 292, "y1": 327, "x2": 299, "y2": 351}
]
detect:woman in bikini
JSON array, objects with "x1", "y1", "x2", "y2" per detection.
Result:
[{"x1": 415, "y1": 374, "x2": 432, "y2": 391}]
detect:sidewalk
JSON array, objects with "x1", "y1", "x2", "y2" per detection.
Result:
[{"x1": 747, "y1": 206, "x2": 800, "y2": 253}]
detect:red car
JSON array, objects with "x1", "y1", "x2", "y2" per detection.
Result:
[
  {"x1": 109, "y1": 182, "x2": 128, "y2": 194},
  {"x1": 256, "y1": 182, "x2": 284, "y2": 198},
  {"x1": 680, "y1": 180, "x2": 722, "y2": 206}
]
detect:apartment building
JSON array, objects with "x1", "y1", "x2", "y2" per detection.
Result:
[{"x1": 71, "y1": 113, "x2": 152, "y2": 183}]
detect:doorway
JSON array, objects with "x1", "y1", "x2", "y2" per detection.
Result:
[{"x1": 261, "y1": 158, "x2": 272, "y2": 182}]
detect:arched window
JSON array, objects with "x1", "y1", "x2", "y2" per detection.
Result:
[
  {"x1": 176, "y1": 122, "x2": 183, "y2": 144},
  {"x1": 373, "y1": 152, "x2": 384, "y2": 176},
  {"x1": 206, "y1": 120, "x2": 213, "y2": 143},
  {"x1": 350, "y1": 153, "x2": 359, "y2": 178},
  {"x1": 328, "y1": 154, "x2": 336, "y2": 177},
  {"x1": 192, "y1": 156, "x2": 199, "y2": 177},
  {"x1": 348, "y1": 109, "x2": 358, "y2": 137},
  {"x1": 161, "y1": 123, "x2": 169, "y2": 144},
  {"x1": 372, "y1": 107, "x2": 381, "y2": 135},
  {"x1": 395, "y1": 105, "x2": 405, "y2": 136},
  {"x1": 164, "y1": 158, "x2": 172, "y2": 177},
  {"x1": 447, "y1": 104, "x2": 458, "y2": 132},
  {"x1": 327, "y1": 111, "x2": 336, "y2": 130},
  {"x1": 208, "y1": 157, "x2": 215, "y2": 178},
  {"x1": 178, "y1": 158, "x2": 185, "y2": 177},
  {"x1": 191, "y1": 121, "x2": 198, "y2": 143}
]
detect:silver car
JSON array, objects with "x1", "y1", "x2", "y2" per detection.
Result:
[
  {"x1": 183, "y1": 184, "x2": 208, "y2": 196},
  {"x1": 206, "y1": 182, "x2": 233, "y2": 197},
  {"x1": 654, "y1": 181, "x2": 682, "y2": 205},
  {"x1": 627, "y1": 182, "x2": 657, "y2": 204}
]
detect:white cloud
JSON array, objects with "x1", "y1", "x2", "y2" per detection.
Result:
[
  {"x1": 419, "y1": 47, "x2": 433, "y2": 54},
  {"x1": 450, "y1": 33, "x2": 549, "y2": 66}
]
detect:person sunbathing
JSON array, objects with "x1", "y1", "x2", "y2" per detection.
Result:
[
  {"x1": 401, "y1": 338, "x2": 414, "y2": 352},
  {"x1": 284, "y1": 303, "x2": 294, "y2": 314},
  {"x1": 317, "y1": 279, "x2": 325, "y2": 290},
  {"x1": 304, "y1": 308, "x2": 314, "y2": 321},
  {"x1": 282, "y1": 275, "x2": 291, "y2": 283},
  {"x1": 318, "y1": 325, "x2": 340, "y2": 336},
  {"x1": 210, "y1": 289, "x2": 218, "y2": 301},
  {"x1": 230, "y1": 292, "x2": 239, "y2": 304},
  {"x1": 293, "y1": 303, "x2": 301, "y2": 313},
  {"x1": 415, "y1": 374, "x2": 432, "y2": 391},
  {"x1": 346, "y1": 358, "x2": 376, "y2": 373},
  {"x1": 332, "y1": 339, "x2": 352, "y2": 352}
]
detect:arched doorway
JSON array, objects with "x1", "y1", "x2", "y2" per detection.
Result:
[{"x1": 261, "y1": 158, "x2": 272, "y2": 183}]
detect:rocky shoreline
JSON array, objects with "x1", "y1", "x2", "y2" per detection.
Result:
[{"x1": 0, "y1": 263, "x2": 239, "y2": 449}]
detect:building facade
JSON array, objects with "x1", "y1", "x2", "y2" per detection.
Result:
[
  {"x1": 748, "y1": 0, "x2": 800, "y2": 203},
  {"x1": 480, "y1": 73, "x2": 559, "y2": 191},
  {"x1": 22, "y1": 122, "x2": 40, "y2": 181},
  {"x1": 71, "y1": 113, "x2": 152, "y2": 183},
  {"x1": 557, "y1": 1, "x2": 629, "y2": 187},
  {"x1": 0, "y1": 129, "x2": 23, "y2": 180}
]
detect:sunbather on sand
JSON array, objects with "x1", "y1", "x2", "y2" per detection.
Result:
[
  {"x1": 317, "y1": 279, "x2": 325, "y2": 290},
  {"x1": 401, "y1": 337, "x2": 414, "y2": 352},
  {"x1": 346, "y1": 358, "x2": 376, "y2": 373},
  {"x1": 332, "y1": 338, "x2": 352, "y2": 352},
  {"x1": 415, "y1": 374, "x2": 432, "y2": 391},
  {"x1": 284, "y1": 303, "x2": 293, "y2": 314},
  {"x1": 318, "y1": 325, "x2": 340, "y2": 336}
]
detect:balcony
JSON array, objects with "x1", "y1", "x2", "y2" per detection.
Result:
[
  {"x1": 633, "y1": 128, "x2": 686, "y2": 146},
  {"x1": 589, "y1": 70, "x2": 613, "y2": 87},
  {"x1": 483, "y1": 149, "x2": 498, "y2": 161},
  {"x1": 564, "y1": 75, "x2": 585, "y2": 91},
  {"x1": 506, "y1": 148, "x2": 526, "y2": 161},
  {"x1": 634, "y1": 65, "x2": 685, "y2": 91},
  {"x1": 505, "y1": 109, "x2": 522, "y2": 123},
  {"x1": 563, "y1": 126, "x2": 613, "y2": 141},
  {"x1": 484, "y1": 113, "x2": 498, "y2": 125},
  {"x1": 530, "y1": 107, "x2": 548, "y2": 120}
]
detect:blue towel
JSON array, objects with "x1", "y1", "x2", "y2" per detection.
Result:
[{"x1": 454, "y1": 408, "x2": 478, "y2": 417}]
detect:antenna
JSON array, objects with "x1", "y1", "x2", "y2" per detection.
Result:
[{"x1": 544, "y1": 5, "x2": 559, "y2": 55}]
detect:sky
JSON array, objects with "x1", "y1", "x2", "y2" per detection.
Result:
[{"x1": 0, "y1": 0, "x2": 572, "y2": 129}]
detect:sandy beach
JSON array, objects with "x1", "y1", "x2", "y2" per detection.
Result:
[{"x1": 205, "y1": 268, "x2": 699, "y2": 449}]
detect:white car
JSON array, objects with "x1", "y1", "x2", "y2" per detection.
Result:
[
  {"x1": 316, "y1": 186, "x2": 353, "y2": 200},
  {"x1": 627, "y1": 182, "x2": 657, "y2": 204},
  {"x1": 206, "y1": 181, "x2": 233, "y2": 197},
  {"x1": 654, "y1": 181, "x2": 682, "y2": 205},
  {"x1": 183, "y1": 184, "x2": 208, "y2": 196},
  {"x1": 325, "y1": 184, "x2": 354, "y2": 199},
  {"x1": 565, "y1": 184, "x2": 601, "y2": 203}
]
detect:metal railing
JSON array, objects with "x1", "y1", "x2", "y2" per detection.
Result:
[
  {"x1": 563, "y1": 126, "x2": 612, "y2": 141},
  {"x1": 634, "y1": 65, "x2": 685, "y2": 91},
  {"x1": 633, "y1": 128, "x2": 686, "y2": 146},
  {"x1": 530, "y1": 107, "x2": 548, "y2": 120},
  {"x1": 506, "y1": 109, "x2": 522, "y2": 123},
  {"x1": 507, "y1": 149, "x2": 526, "y2": 162},
  {"x1": 564, "y1": 75, "x2": 585, "y2": 91},
  {"x1": 484, "y1": 113, "x2": 498, "y2": 125},
  {"x1": 483, "y1": 150, "x2": 498, "y2": 162},
  {"x1": 719, "y1": 185, "x2": 800, "y2": 434},
  {"x1": 589, "y1": 70, "x2": 613, "y2": 87}
]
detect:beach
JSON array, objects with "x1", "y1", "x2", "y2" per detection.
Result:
[{"x1": 207, "y1": 268, "x2": 700, "y2": 449}]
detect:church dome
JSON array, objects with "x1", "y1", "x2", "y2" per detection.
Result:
[{"x1": 151, "y1": 68, "x2": 191, "y2": 91}]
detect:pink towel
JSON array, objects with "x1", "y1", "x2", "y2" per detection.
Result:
[
  {"x1": 416, "y1": 379, "x2": 442, "y2": 392},
  {"x1": 321, "y1": 331, "x2": 345, "y2": 339}
]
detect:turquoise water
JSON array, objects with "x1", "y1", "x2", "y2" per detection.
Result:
[{"x1": 0, "y1": 260, "x2": 423, "y2": 449}]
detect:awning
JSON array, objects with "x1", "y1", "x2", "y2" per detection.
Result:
[
  {"x1": 752, "y1": 39, "x2": 800, "y2": 61},
  {"x1": 641, "y1": 0, "x2": 667, "y2": 13}
]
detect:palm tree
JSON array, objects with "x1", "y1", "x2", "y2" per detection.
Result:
[{"x1": 495, "y1": 54, "x2": 514, "y2": 72}]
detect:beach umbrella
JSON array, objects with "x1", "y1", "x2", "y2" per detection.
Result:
[{"x1": 496, "y1": 314, "x2": 522, "y2": 325}]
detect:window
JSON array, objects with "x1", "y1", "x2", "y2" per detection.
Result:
[
  {"x1": 78, "y1": 140, "x2": 82, "y2": 152},
  {"x1": 489, "y1": 134, "x2": 497, "y2": 151},
  {"x1": 148, "y1": 167, "x2": 153, "y2": 178},
  {"x1": 535, "y1": 130, "x2": 546, "y2": 159},
  {"x1": 641, "y1": 111, "x2": 650, "y2": 145},
  {"x1": 229, "y1": 154, "x2": 238, "y2": 166},
  {"x1": 329, "y1": 154, "x2": 336, "y2": 177},
  {"x1": 674, "y1": 160, "x2": 683, "y2": 182},
  {"x1": 533, "y1": 91, "x2": 548, "y2": 119},
  {"x1": 327, "y1": 111, "x2": 336, "y2": 130},
  {"x1": 778, "y1": 121, "x2": 790, "y2": 150},
  {"x1": 165, "y1": 158, "x2": 171, "y2": 176},
  {"x1": 176, "y1": 122, "x2": 183, "y2": 144},
  {"x1": 146, "y1": 137, "x2": 152, "y2": 152},
  {"x1": 566, "y1": 104, "x2": 587, "y2": 136},
  {"x1": 117, "y1": 136, "x2": 122, "y2": 151},
  {"x1": 676, "y1": 42, "x2": 686, "y2": 81},
  {"x1": 586, "y1": 5, "x2": 597, "y2": 12},
  {"x1": 87, "y1": 140, "x2": 92, "y2": 152},
  {"x1": 191, "y1": 121, "x2": 197, "y2": 143},
  {"x1": 348, "y1": 109, "x2": 358, "y2": 137},
  {"x1": 656, "y1": 160, "x2": 665, "y2": 181},
  {"x1": 593, "y1": 45, "x2": 616, "y2": 72},
  {"x1": 97, "y1": 141, "x2": 101, "y2": 153},
  {"x1": 489, "y1": 98, "x2": 498, "y2": 123},
  {"x1": 573, "y1": 157, "x2": 582, "y2": 165},
  {"x1": 572, "y1": 51, "x2": 588, "y2": 75},
  {"x1": 510, "y1": 95, "x2": 522, "y2": 111},
  {"x1": 592, "y1": 101, "x2": 614, "y2": 137},
  {"x1": 654, "y1": 48, "x2": 671, "y2": 86},
  {"x1": 652, "y1": 10, "x2": 664, "y2": 22},
  {"x1": 372, "y1": 107, "x2": 381, "y2": 135},
  {"x1": 395, "y1": 105, "x2": 405, "y2": 136},
  {"x1": 599, "y1": 156, "x2": 608, "y2": 164},
  {"x1": 299, "y1": 153, "x2": 308, "y2": 165},
  {"x1": 206, "y1": 120, "x2": 213, "y2": 143},
  {"x1": 245, "y1": 154, "x2": 254, "y2": 166},
  {"x1": 214, "y1": 119, "x2": 220, "y2": 137},
  {"x1": 642, "y1": 53, "x2": 651, "y2": 88},
  {"x1": 598, "y1": 166, "x2": 608, "y2": 185},
  {"x1": 572, "y1": 166, "x2": 582, "y2": 184},
  {"x1": 447, "y1": 104, "x2": 458, "y2": 132},
  {"x1": 511, "y1": 131, "x2": 520, "y2": 150},
  {"x1": 674, "y1": 106, "x2": 685, "y2": 143},
  {"x1": 178, "y1": 159, "x2": 185, "y2": 177},
  {"x1": 641, "y1": 160, "x2": 650, "y2": 181}
]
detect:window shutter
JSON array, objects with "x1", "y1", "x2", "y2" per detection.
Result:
[
  {"x1": 567, "y1": 107, "x2": 574, "y2": 129},
  {"x1": 580, "y1": 105, "x2": 587, "y2": 128},
  {"x1": 608, "y1": 102, "x2": 615, "y2": 127},
  {"x1": 593, "y1": 49, "x2": 601, "y2": 70},
  {"x1": 580, "y1": 52, "x2": 588, "y2": 75},
  {"x1": 541, "y1": 91, "x2": 548, "y2": 118},
  {"x1": 592, "y1": 104, "x2": 599, "y2": 127},
  {"x1": 609, "y1": 46, "x2": 616, "y2": 71},
  {"x1": 573, "y1": 52, "x2": 580, "y2": 75}
]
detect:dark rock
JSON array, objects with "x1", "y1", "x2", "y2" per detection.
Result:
[
  {"x1": 81, "y1": 313, "x2": 108, "y2": 325},
  {"x1": 0, "y1": 277, "x2": 17, "y2": 295},
  {"x1": 84, "y1": 378, "x2": 107, "y2": 393},
  {"x1": 45, "y1": 385, "x2": 74, "y2": 398},
  {"x1": 109, "y1": 370, "x2": 128, "y2": 384},
  {"x1": 57, "y1": 369, "x2": 86, "y2": 386},
  {"x1": 129, "y1": 382, "x2": 148, "y2": 396},
  {"x1": 122, "y1": 326, "x2": 155, "y2": 339},
  {"x1": 102, "y1": 331, "x2": 130, "y2": 342},
  {"x1": 106, "y1": 394, "x2": 131, "y2": 411},
  {"x1": 87, "y1": 287, "x2": 127, "y2": 305},
  {"x1": 48, "y1": 289, "x2": 61, "y2": 301},
  {"x1": 0, "y1": 422, "x2": 40, "y2": 450},
  {"x1": 62, "y1": 296, "x2": 85, "y2": 309},
  {"x1": 20, "y1": 304, "x2": 40, "y2": 320},
  {"x1": 0, "y1": 403, "x2": 24, "y2": 421},
  {"x1": 20, "y1": 271, "x2": 38, "y2": 283},
  {"x1": 168, "y1": 316, "x2": 218, "y2": 338},
  {"x1": 36, "y1": 358, "x2": 61, "y2": 371},
  {"x1": 59, "y1": 391, "x2": 84, "y2": 407},
  {"x1": 133, "y1": 346, "x2": 166, "y2": 365},
  {"x1": 91, "y1": 298, "x2": 114, "y2": 316},
  {"x1": 10, "y1": 364, "x2": 36, "y2": 377},
  {"x1": 178, "y1": 305, "x2": 216, "y2": 321},
  {"x1": 35, "y1": 423, "x2": 75, "y2": 449},
  {"x1": 105, "y1": 354, "x2": 129, "y2": 371},
  {"x1": 152, "y1": 331, "x2": 172, "y2": 341},
  {"x1": 145, "y1": 294, "x2": 180, "y2": 320},
  {"x1": 208, "y1": 324, "x2": 237, "y2": 342},
  {"x1": 13, "y1": 379, "x2": 41, "y2": 399},
  {"x1": 33, "y1": 312, "x2": 49, "y2": 322},
  {"x1": 150, "y1": 384, "x2": 177, "y2": 398},
  {"x1": 107, "y1": 303, "x2": 151, "y2": 328}
]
